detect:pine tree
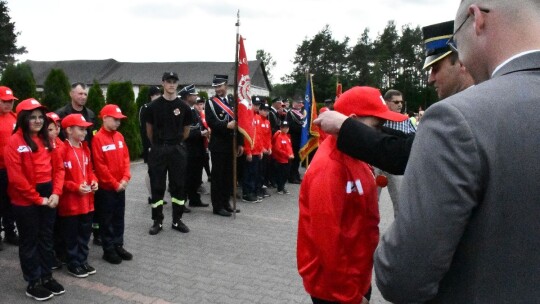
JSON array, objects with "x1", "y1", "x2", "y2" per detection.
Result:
[
  {"x1": 42, "y1": 69, "x2": 70, "y2": 110},
  {"x1": 86, "y1": 80, "x2": 105, "y2": 128},
  {"x1": 0, "y1": 63, "x2": 36, "y2": 103},
  {"x1": 106, "y1": 82, "x2": 141, "y2": 160},
  {"x1": 135, "y1": 86, "x2": 150, "y2": 130},
  {"x1": 0, "y1": 1, "x2": 26, "y2": 71}
]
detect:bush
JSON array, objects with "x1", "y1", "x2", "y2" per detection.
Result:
[
  {"x1": 0, "y1": 63, "x2": 36, "y2": 104},
  {"x1": 87, "y1": 80, "x2": 106, "y2": 129},
  {"x1": 135, "y1": 86, "x2": 150, "y2": 130},
  {"x1": 106, "y1": 82, "x2": 141, "y2": 160},
  {"x1": 41, "y1": 69, "x2": 70, "y2": 111}
]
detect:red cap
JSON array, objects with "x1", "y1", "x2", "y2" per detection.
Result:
[
  {"x1": 61, "y1": 114, "x2": 93, "y2": 128},
  {"x1": 46, "y1": 112, "x2": 61, "y2": 123},
  {"x1": 15, "y1": 98, "x2": 47, "y2": 115},
  {"x1": 0, "y1": 86, "x2": 18, "y2": 101},
  {"x1": 100, "y1": 104, "x2": 127, "y2": 119},
  {"x1": 334, "y1": 86, "x2": 408, "y2": 122}
]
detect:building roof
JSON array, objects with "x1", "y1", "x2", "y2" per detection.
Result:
[{"x1": 25, "y1": 59, "x2": 271, "y2": 91}]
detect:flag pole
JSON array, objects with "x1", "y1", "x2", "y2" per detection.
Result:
[
  {"x1": 304, "y1": 69, "x2": 310, "y2": 169},
  {"x1": 232, "y1": 10, "x2": 240, "y2": 219}
]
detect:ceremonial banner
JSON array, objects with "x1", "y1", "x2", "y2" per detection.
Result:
[
  {"x1": 299, "y1": 74, "x2": 319, "y2": 161},
  {"x1": 237, "y1": 35, "x2": 255, "y2": 148}
]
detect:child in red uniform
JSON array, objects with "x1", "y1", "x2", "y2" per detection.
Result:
[
  {"x1": 0, "y1": 86, "x2": 19, "y2": 249},
  {"x1": 242, "y1": 102, "x2": 264, "y2": 203},
  {"x1": 91, "y1": 104, "x2": 132, "y2": 265},
  {"x1": 256, "y1": 103, "x2": 272, "y2": 198},
  {"x1": 297, "y1": 86, "x2": 408, "y2": 304},
  {"x1": 58, "y1": 114, "x2": 98, "y2": 278},
  {"x1": 271, "y1": 120, "x2": 293, "y2": 194},
  {"x1": 46, "y1": 112, "x2": 63, "y2": 150},
  {"x1": 5, "y1": 99, "x2": 65, "y2": 300}
]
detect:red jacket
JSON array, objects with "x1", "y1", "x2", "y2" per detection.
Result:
[
  {"x1": 199, "y1": 110, "x2": 209, "y2": 149},
  {"x1": 58, "y1": 141, "x2": 96, "y2": 216},
  {"x1": 244, "y1": 113, "x2": 264, "y2": 156},
  {"x1": 0, "y1": 112, "x2": 16, "y2": 169},
  {"x1": 52, "y1": 137, "x2": 64, "y2": 150},
  {"x1": 272, "y1": 131, "x2": 293, "y2": 164},
  {"x1": 297, "y1": 136, "x2": 380, "y2": 304},
  {"x1": 91, "y1": 127, "x2": 131, "y2": 191},
  {"x1": 4, "y1": 130, "x2": 64, "y2": 206},
  {"x1": 258, "y1": 115, "x2": 272, "y2": 153}
]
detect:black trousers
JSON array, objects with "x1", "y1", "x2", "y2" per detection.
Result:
[
  {"x1": 59, "y1": 212, "x2": 92, "y2": 268},
  {"x1": 95, "y1": 189, "x2": 125, "y2": 252},
  {"x1": 0, "y1": 169, "x2": 16, "y2": 235},
  {"x1": 185, "y1": 154, "x2": 204, "y2": 204},
  {"x1": 289, "y1": 135, "x2": 301, "y2": 181},
  {"x1": 274, "y1": 162, "x2": 290, "y2": 191},
  {"x1": 148, "y1": 144, "x2": 187, "y2": 218},
  {"x1": 258, "y1": 154, "x2": 270, "y2": 191},
  {"x1": 12, "y1": 182, "x2": 55, "y2": 284},
  {"x1": 210, "y1": 152, "x2": 233, "y2": 211},
  {"x1": 242, "y1": 155, "x2": 260, "y2": 195}
]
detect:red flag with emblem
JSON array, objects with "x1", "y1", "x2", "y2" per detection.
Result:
[
  {"x1": 336, "y1": 81, "x2": 343, "y2": 98},
  {"x1": 237, "y1": 35, "x2": 255, "y2": 148}
]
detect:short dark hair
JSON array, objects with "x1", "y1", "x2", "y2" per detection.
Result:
[
  {"x1": 71, "y1": 82, "x2": 86, "y2": 90},
  {"x1": 384, "y1": 89, "x2": 402, "y2": 101}
]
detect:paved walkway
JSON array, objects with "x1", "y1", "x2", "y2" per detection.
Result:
[{"x1": 0, "y1": 161, "x2": 394, "y2": 303}]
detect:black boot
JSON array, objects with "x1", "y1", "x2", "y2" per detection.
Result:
[
  {"x1": 149, "y1": 206, "x2": 164, "y2": 235},
  {"x1": 172, "y1": 204, "x2": 189, "y2": 233}
]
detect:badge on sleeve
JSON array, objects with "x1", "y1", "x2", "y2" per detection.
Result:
[{"x1": 174, "y1": 108, "x2": 181, "y2": 116}]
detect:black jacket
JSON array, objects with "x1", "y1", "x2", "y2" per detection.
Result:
[
  {"x1": 55, "y1": 104, "x2": 96, "y2": 144},
  {"x1": 336, "y1": 118, "x2": 414, "y2": 175},
  {"x1": 205, "y1": 96, "x2": 243, "y2": 154}
]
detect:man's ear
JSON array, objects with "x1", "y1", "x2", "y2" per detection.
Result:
[{"x1": 471, "y1": 5, "x2": 486, "y2": 35}]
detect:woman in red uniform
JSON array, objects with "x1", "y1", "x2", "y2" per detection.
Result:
[{"x1": 5, "y1": 99, "x2": 65, "y2": 301}]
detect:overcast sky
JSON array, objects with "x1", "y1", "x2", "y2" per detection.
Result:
[{"x1": 6, "y1": 0, "x2": 458, "y2": 83}]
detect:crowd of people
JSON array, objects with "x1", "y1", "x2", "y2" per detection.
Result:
[
  {"x1": 0, "y1": 81, "x2": 133, "y2": 301},
  {"x1": 0, "y1": 68, "x2": 310, "y2": 301}
]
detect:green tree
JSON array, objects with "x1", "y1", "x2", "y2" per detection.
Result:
[
  {"x1": 135, "y1": 86, "x2": 150, "y2": 129},
  {"x1": 256, "y1": 49, "x2": 276, "y2": 83},
  {"x1": 372, "y1": 21, "x2": 400, "y2": 91},
  {"x1": 86, "y1": 80, "x2": 105, "y2": 128},
  {"x1": 0, "y1": 63, "x2": 36, "y2": 102},
  {"x1": 348, "y1": 28, "x2": 377, "y2": 87},
  {"x1": 0, "y1": 1, "x2": 26, "y2": 71},
  {"x1": 394, "y1": 24, "x2": 425, "y2": 113},
  {"x1": 285, "y1": 25, "x2": 350, "y2": 101},
  {"x1": 106, "y1": 82, "x2": 141, "y2": 160},
  {"x1": 42, "y1": 69, "x2": 70, "y2": 110},
  {"x1": 197, "y1": 90, "x2": 208, "y2": 102}
]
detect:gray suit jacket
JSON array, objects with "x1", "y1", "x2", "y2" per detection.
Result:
[{"x1": 374, "y1": 51, "x2": 540, "y2": 303}]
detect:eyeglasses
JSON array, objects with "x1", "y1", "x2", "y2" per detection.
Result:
[
  {"x1": 392, "y1": 100, "x2": 403, "y2": 104},
  {"x1": 447, "y1": 8, "x2": 490, "y2": 53}
]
